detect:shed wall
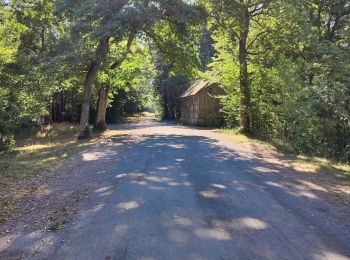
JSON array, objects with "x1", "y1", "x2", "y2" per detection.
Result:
[{"x1": 180, "y1": 84, "x2": 224, "y2": 127}]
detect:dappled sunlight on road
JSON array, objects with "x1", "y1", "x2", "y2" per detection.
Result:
[
  {"x1": 314, "y1": 251, "x2": 350, "y2": 260},
  {"x1": 94, "y1": 186, "x2": 114, "y2": 193},
  {"x1": 2, "y1": 119, "x2": 349, "y2": 259},
  {"x1": 88, "y1": 203, "x2": 106, "y2": 213},
  {"x1": 199, "y1": 189, "x2": 223, "y2": 199},
  {"x1": 265, "y1": 181, "x2": 319, "y2": 199},
  {"x1": 115, "y1": 224, "x2": 129, "y2": 236},
  {"x1": 194, "y1": 227, "x2": 231, "y2": 240},
  {"x1": 174, "y1": 217, "x2": 193, "y2": 227},
  {"x1": 224, "y1": 217, "x2": 268, "y2": 231},
  {"x1": 116, "y1": 201, "x2": 140, "y2": 211},
  {"x1": 82, "y1": 151, "x2": 109, "y2": 161}
]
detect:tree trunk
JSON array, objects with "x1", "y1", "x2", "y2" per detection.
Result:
[
  {"x1": 163, "y1": 94, "x2": 169, "y2": 119},
  {"x1": 91, "y1": 34, "x2": 133, "y2": 133},
  {"x1": 94, "y1": 86, "x2": 109, "y2": 132},
  {"x1": 238, "y1": 9, "x2": 251, "y2": 134},
  {"x1": 78, "y1": 37, "x2": 110, "y2": 139}
]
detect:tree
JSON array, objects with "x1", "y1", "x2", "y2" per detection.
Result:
[
  {"x1": 94, "y1": 36, "x2": 134, "y2": 131},
  {"x1": 56, "y1": 0, "x2": 203, "y2": 138},
  {"x1": 202, "y1": 0, "x2": 272, "y2": 133},
  {"x1": 95, "y1": 39, "x2": 155, "y2": 130}
]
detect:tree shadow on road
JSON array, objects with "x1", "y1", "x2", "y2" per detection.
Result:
[{"x1": 1, "y1": 133, "x2": 350, "y2": 259}]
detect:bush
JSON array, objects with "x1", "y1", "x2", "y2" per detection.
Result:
[
  {"x1": 0, "y1": 118, "x2": 15, "y2": 154},
  {"x1": 0, "y1": 132, "x2": 15, "y2": 154}
]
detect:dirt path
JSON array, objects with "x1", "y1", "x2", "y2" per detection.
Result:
[{"x1": 1, "y1": 118, "x2": 349, "y2": 259}]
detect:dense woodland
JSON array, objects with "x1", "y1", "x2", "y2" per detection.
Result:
[{"x1": 0, "y1": 0, "x2": 349, "y2": 161}]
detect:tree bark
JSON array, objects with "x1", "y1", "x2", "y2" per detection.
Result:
[
  {"x1": 94, "y1": 86, "x2": 109, "y2": 132},
  {"x1": 92, "y1": 34, "x2": 134, "y2": 133},
  {"x1": 238, "y1": 8, "x2": 251, "y2": 134},
  {"x1": 78, "y1": 37, "x2": 110, "y2": 139}
]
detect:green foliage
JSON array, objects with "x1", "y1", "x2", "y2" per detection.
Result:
[
  {"x1": 202, "y1": 0, "x2": 350, "y2": 161},
  {"x1": 99, "y1": 41, "x2": 157, "y2": 120},
  {"x1": 0, "y1": 0, "x2": 349, "y2": 163}
]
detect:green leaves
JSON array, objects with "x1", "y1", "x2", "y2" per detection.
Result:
[{"x1": 200, "y1": 0, "x2": 350, "y2": 160}]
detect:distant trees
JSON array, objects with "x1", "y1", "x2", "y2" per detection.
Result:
[{"x1": 154, "y1": 62, "x2": 190, "y2": 120}]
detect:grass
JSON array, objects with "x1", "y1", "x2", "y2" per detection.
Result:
[
  {"x1": 221, "y1": 128, "x2": 350, "y2": 180},
  {"x1": 0, "y1": 123, "x2": 120, "y2": 223},
  {"x1": 289, "y1": 155, "x2": 350, "y2": 180}
]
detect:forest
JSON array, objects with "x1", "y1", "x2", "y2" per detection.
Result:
[{"x1": 1, "y1": 0, "x2": 350, "y2": 161}]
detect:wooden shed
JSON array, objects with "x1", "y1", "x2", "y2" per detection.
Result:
[{"x1": 180, "y1": 79, "x2": 224, "y2": 127}]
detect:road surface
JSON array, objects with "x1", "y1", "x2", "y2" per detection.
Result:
[{"x1": 1, "y1": 118, "x2": 350, "y2": 259}]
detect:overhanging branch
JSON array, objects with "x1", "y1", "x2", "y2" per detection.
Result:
[
  {"x1": 110, "y1": 33, "x2": 135, "y2": 70},
  {"x1": 246, "y1": 30, "x2": 266, "y2": 51}
]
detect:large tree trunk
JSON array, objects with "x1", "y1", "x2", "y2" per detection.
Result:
[
  {"x1": 238, "y1": 9, "x2": 251, "y2": 134},
  {"x1": 78, "y1": 37, "x2": 110, "y2": 139},
  {"x1": 94, "y1": 86, "x2": 109, "y2": 132},
  {"x1": 91, "y1": 34, "x2": 134, "y2": 133}
]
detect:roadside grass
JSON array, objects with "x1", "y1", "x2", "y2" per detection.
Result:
[
  {"x1": 0, "y1": 123, "x2": 120, "y2": 223},
  {"x1": 222, "y1": 128, "x2": 350, "y2": 180}
]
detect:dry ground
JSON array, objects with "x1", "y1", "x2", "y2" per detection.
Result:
[{"x1": 0, "y1": 117, "x2": 349, "y2": 259}]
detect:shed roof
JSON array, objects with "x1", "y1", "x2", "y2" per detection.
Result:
[{"x1": 180, "y1": 79, "x2": 212, "y2": 98}]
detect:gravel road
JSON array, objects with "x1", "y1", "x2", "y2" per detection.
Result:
[{"x1": 1, "y1": 118, "x2": 349, "y2": 260}]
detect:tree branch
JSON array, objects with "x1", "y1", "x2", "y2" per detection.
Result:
[
  {"x1": 144, "y1": 30, "x2": 169, "y2": 54},
  {"x1": 246, "y1": 30, "x2": 266, "y2": 51},
  {"x1": 110, "y1": 33, "x2": 135, "y2": 70},
  {"x1": 247, "y1": 47, "x2": 270, "y2": 56}
]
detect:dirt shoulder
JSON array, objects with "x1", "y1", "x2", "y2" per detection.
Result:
[
  {"x1": 0, "y1": 128, "x2": 131, "y2": 236},
  {"x1": 217, "y1": 130, "x2": 350, "y2": 209}
]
